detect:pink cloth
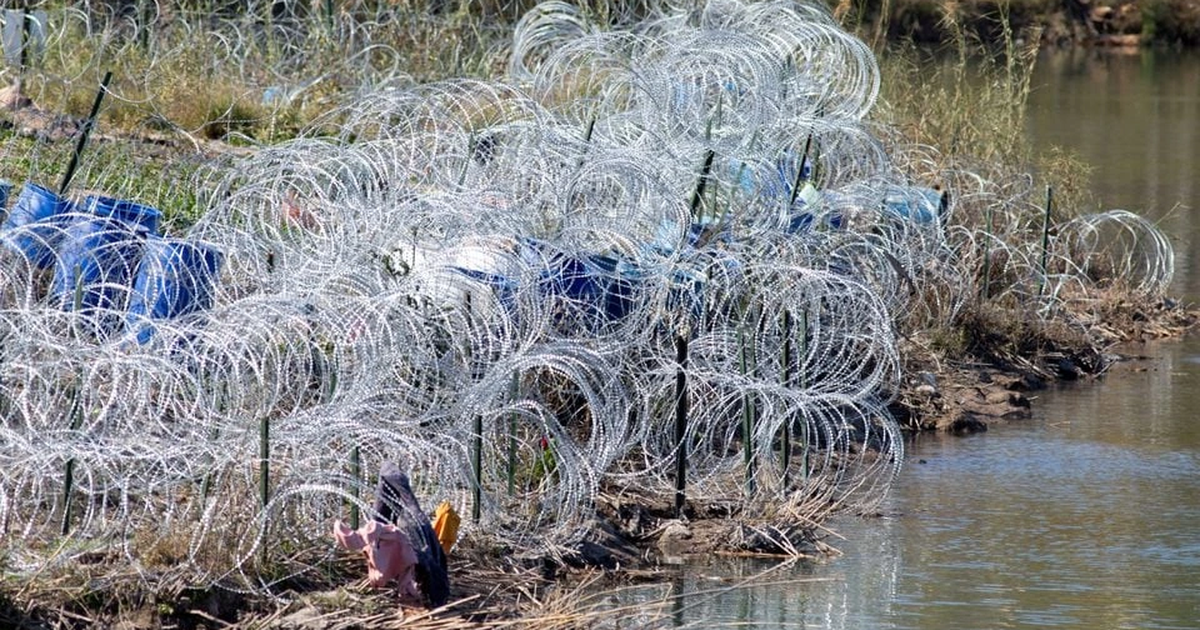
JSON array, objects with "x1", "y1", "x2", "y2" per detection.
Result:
[
  {"x1": 333, "y1": 520, "x2": 421, "y2": 597},
  {"x1": 282, "y1": 192, "x2": 321, "y2": 229}
]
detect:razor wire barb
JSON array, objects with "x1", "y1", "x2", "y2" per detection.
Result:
[{"x1": 0, "y1": 0, "x2": 1176, "y2": 593}]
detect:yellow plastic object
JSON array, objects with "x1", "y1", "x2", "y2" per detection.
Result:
[{"x1": 432, "y1": 501, "x2": 460, "y2": 554}]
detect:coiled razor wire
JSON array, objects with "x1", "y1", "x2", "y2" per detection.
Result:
[{"x1": 0, "y1": 0, "x2": 1177, "y2": 592}]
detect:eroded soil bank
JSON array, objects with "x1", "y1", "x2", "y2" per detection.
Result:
[{"x1": 844, "y1": 0, "x2": 1200, "y2": 47}]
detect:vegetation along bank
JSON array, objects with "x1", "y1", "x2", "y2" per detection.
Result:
[{"x1": 0, "y1": 1, "x2": 1193, "y2": 627}]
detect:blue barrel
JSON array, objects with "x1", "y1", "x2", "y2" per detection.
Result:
[
  {"x1": 82, "y1": 194, "x2": 162, "y2": 235},
  {"x1": 881, "y1": 186, "x2": 944, "y2": 224},
  {"x1": 51, "y1": 217, "x2": 147, "y2": 327},
  {"x1": 126, "y1": 237, "x2": 223, "y2": 344},
  {"x1": 1, "y1": 182, "x2": 71, "y2": 268}
]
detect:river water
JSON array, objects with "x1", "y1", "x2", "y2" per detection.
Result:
[
  {"x1": 1026, "y1": 48, "x2": 1200, "y2": 298},
  {"x1": 628, "y1": 49, "x2": 1200, "y2": 628}
]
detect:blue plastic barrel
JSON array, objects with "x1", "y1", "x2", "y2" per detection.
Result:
[
  {"x1": 126, "y1": 237, "x2": 223, "y2": 344},
  {"x1": 881, "y1": 186, "x2": 944, "y2": 224},
  {"x1": 537, "y1": 246, "x2": 638, "y2": 326},
  {"x1": 82, "y1": 194, "x2": 162, "y2": 235},
  {"x1": 51, "y1": 217, "x2": 147, "y2": 326},
  {"x1": 1, "y1": 182, "x2": 71, "y2": 268},
  {"x1": 79, "y1": 195, "x2": 119, "y2": 220}
]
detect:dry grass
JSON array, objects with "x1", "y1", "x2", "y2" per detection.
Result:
[
  {"x1": 0, "y1": 2, "x2": 1193, "y2": 627},
  {"x1": 6, "y1": 4, "x2": 515, "y2": 146},
  {"x1": 1, "y1": 469, "x2": 841, "y2": 628},
  {"x1": 2, "y1": 541, "x2": 685, "y2": 629}
]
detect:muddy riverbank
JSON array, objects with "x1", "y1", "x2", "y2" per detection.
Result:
[
  {"x1": 843, "y1": 0, "x2": 1200, "y2": 47},
  {"x1": 7, "y1": 299, "x2": 1192, "y2": 630}
]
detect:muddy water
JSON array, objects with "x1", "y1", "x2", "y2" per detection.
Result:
[
  {"x1": 1026, "y1": 48, "x2": 1200, "y2": 298},
  {"x1": 829, "y1": 335, "x2": 1200, "y2": 629},
  {"x1": 622, "y1": 50, "x2": 1200, "y2": 628},
  {"x1": 628, "y1": 336, "x2": 1200, "y2": 628}
]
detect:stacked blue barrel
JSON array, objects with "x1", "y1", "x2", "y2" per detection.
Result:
[{"x1": 0, "y1": 181, "x2": 223, "y2": 343}]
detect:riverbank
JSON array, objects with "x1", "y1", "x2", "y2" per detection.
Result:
[
  {"x1": 840, "y1": 0, "x2": 1200, "y2": 47},
  {"x1": 893, "y1": 295, "x2": 1199, "y2": 433},
  {"x1": 4, "y1": 298, "x2": 1192, "y2": 629},
  {"x1": 1, "y1": 2, "x2": 1194, "y2": 628}
]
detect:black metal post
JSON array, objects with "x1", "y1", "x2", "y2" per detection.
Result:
[
  {"x1": 674, "y1": 335, "x2": 689, "y2": 518},
  {"x1": 59, "y1": 71, "x2": 113, "y2": 196}
]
